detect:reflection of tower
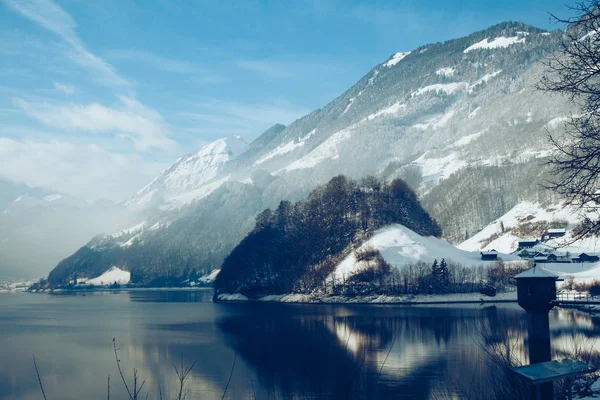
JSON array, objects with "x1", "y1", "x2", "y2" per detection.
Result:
[{"x1": 514, "y1": 266, "x2": 561, "y2": 400}]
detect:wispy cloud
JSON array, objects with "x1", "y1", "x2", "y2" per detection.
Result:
[
  {"x1": 14, "y1": 96, "x2": 179, "y2": 152},
  {"x1": 52, "y1": 81, "x2": 76, "y2": 95},
  {"x1": 236, "y1": 60, "x2": 293, "y2": 79},
  {"x1": 110, "y1": 50, "x2": 227, "y2": 84},
  {"x1": 4, "y1": 0, "x2": 130, "y2": 88}
]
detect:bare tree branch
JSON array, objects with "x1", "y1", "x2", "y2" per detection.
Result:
[
  {"x1": 33, "y1": 355, "x2": 48, "y2": 400},
  {"x1": 221, "y1": 352, "x2": 237, "y2": 400}
]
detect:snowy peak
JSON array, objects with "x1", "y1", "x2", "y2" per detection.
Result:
[{"x1": 126, "y1": 136, "x2": 247, "y2": 210}]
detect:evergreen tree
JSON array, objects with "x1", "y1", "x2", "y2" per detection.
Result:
[{"x1": 431, "y1": 258, "x2": 450, "y2": 293}]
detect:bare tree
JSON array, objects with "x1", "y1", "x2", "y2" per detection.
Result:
[{"x1": 542, "y1": 1, "x2": 600, "y2": 238}]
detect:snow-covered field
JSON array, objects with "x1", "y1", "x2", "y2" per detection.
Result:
[
  {"x1": 332, "y1": 224, "x2": 519, "y2": 282},
  {"x1": 86, "y1": 267, "x2": 130, "y2": 286},
  {"x1": 458, "y1": 201, "x2": 589, "y2": 254}
]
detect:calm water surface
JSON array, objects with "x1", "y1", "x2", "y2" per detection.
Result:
[{"x1": 1, "y1": 290, "x2": 599, "y2": 399}]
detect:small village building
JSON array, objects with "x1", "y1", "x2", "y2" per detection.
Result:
[
  {"x1": 577, "y1": 253, "x2": 600, "y2": 263},
  {"x1": 546, "y1": 253, "x2": 572, "y2": 263},
  {"x1": 480, "y1": 250, "x2": 498, "y2": 261},
  {"x1": 534, "y1": 254, "x2": 549, "y2": 263},
  {"x1": 545, "y1": 228, "x2": 566, "y2": 239},
  {"x1": 518, "y1": 238, "x2": 539, "y2": 249}
]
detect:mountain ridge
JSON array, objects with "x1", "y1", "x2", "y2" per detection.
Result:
[{"x1": 45, "y1": 20, "x2": 574, "y2": 286}]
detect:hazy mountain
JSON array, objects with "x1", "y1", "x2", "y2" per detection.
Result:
[
  {"x1": 47, "y1": 22, "x2": 575, "y2": 285},
  {"x1": 0, "y1": 179, "x2": 137, "y2": 281}
]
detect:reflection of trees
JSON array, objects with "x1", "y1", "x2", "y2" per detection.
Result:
[
  {"x1": 215, "y1": 306, "x2": 514, "y2": 399},
  {"x1": 128, "y1": 302, "x2": 600, "y2": 400}
]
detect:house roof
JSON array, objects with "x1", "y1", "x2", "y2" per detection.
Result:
[
  {"x1": 519, "y1": 238, "x2": 539, "y2": 243},
  {"x1": 514, "y1": 266, "x2": 559, "y2": 279},
  {"x1": 547, "y1": 228, "x2": 566, "y2": 234},
  {"x1": 481, "y1": 250, "x2": 498, "y2": 255}
]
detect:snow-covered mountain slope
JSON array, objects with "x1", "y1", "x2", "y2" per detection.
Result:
[
  {"x1": 333, "y1": 224, "x2": 519, "y2": 281},
  {"x1": 48, "y1": 21, "x2": 582, "y2": 285},
  {"x1": 125, "y1": 136, "x2": 247, "y2": 210}
]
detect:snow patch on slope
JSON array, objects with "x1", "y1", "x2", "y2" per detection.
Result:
[
  {"x1": 87, "y1": 267, "x2": 130, "y2": 286},
  {"x1": 436, "y1": 67, "x2": 455, "y2": 77},
  {"x1": 384, "y1": 52, "x2": 410, "y2": 67},
  {"x1": 464, "y1": 36, "x2": 526, "y2": 53},
  {"x1": 412, "y1": 82, "x2": 469, "y2": 97},
  {"x1": 281, "y1": 128, "x2": 352, "y2": 172},
  {"x1": 364, "y1": 102, "x2": 406, "y2": 121},
  {"x1": 44, "y1": 194, "x2": 63, "y2": 202},
  {"x1": 412, "y1": 152, "x2": 467, "y2": 182},
  {"x1": 413, "y1": 110, "x2": 455, "y2": 131}
]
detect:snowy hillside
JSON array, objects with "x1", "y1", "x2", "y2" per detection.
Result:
[
  {"x1": 85, "y1": 267, "x2": 130, "y2": 286},
  {"x1": 125, "y1": 136, "x2": 247, "y2": 210},
  {"x1": 48, "y1": 21, "x2": 581, "y2": 286},
  {"x1": 333, "y1": 224, "x2": 519, "y2": 281},
  {"x1": 458, "y1": 201, "x2": 590, "y2": 253}
]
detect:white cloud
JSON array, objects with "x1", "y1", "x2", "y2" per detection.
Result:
[
  {"x1": 14, "y1": 96, "x2": 179, "y2": 152},
  {"x1": 0, "y1": 137, "x2": 168, "y2": 202},
  {"x1": 53, "y1": 81, "x2": 76, "y2": 94},
  {"x1": 4, "y1": 0, "x2": 130, "y2": 88}
]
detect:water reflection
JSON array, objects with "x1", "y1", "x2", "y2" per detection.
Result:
[{"x1": 1, "y1": 292, "x2": 599, "y2": 400}]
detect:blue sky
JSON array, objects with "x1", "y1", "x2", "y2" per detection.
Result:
[{"x1": 0, "y1": 0, "x2": 572, "y2": 201}]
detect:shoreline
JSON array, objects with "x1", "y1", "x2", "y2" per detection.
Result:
[
  {"x1": 215, "y1": 290, "x2": 519, "y2": 305},
  {"x1": 16, "y1": 286, "x2": 215, "y2": 294}
]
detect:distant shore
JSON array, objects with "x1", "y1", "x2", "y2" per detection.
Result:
[{"x1": 20, "y1": 286, "x2": 214, "y2": 294}]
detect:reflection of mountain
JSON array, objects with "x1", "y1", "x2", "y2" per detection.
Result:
[{"x1": 214, "y1": 305, "x2": 524, "y2": 399}]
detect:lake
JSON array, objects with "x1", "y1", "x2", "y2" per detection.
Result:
[{"x1": 1, "y1": 290, "x2": 599, "y2": 399}]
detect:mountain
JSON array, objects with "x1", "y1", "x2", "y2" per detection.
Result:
[
  {"x1": 126, "y1": 136, "x2": 248, "y2": 211},
  {"x1": 0, "y1": 179, "x2": 136, "y2": 280},
  {"x1": 47, "y1": 22, "x2": 575, "y2": 286}
]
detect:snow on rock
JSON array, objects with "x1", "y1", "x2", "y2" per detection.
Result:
[
  {"x1": 216, "y1": 293, "x2": 248, "y2": 301},
  {"x1": 364, "y1": 102, "x2": 406, "y2": 121},
  {"x1": 411, "y1": 82, "x2": 469, "y2": 97},
  {"x1": 166, "y1": 175, "x2": 230, "y2": 207},
  {"x1": 43, "y1": 194, "x2": 63, "y2": 202},
  {"x1": 470, "y1": 70, "x2": 502, "y2": 89},
  {"x1": 126, "y1": 137, "x2": 246, "y2": 210},
  {"x1": 411, "y1": 152, "x2": 467, "y2": 182},
  {"x1": 454, "y1": 130, "x2": 487, "y2": 147},
  {"x1": 342, "y1": 98, "x2": 355, "y2": 115},
  {"x1": 413, "y1": 110, "x2": 455, "y2": 131},
  {"x1": 545, "y1": 116, "x2": 570, "y2": 130},
  {"x1": 87, "y1": 267, "x2": 130, "y2": 286},
  {"x1": 280, "y1": 127, "x2": 352, "y2": 172},
  {"x1": 332, "y1": 224, "x2": 518, "y2": 281},
  {"x1": 468, "y1": 106, "x2": 481, "y2": 119},
  {"x1": 435, "y1": 67, "x2": 455, "y2": 77},
  {"x1": 199, "y1": 269, "x2": 220, "y2": 284},
  {"x1": 463, "y1": 36, "x2": 526, "y2": 53},
  {"x1": 110, "y1": 221, "x2": 147, "y2": 238},
  {"x1": 383, "y1": 52, "x2": 410, "y2": 67},
  {"x1": 255, "y1": 140, "x2": 306, "y2": 165}
]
